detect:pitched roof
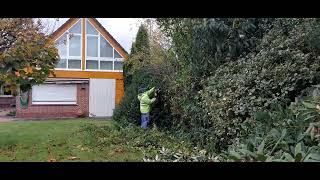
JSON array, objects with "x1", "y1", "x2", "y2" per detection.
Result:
[
  {"x1": 49, "y1": 18, "x2": 75, "y2": 39},
  {"x1": 49, "y1": 18, "x2": 128, "y2": 59}
]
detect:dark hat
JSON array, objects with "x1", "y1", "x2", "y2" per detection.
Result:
[{"x1": 138, "y1": 86, "x2": 147, "y2": 94}]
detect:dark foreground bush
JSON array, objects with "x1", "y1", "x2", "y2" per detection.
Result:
[
  {"x1": 145, "y1": 97, "x2": 320, "y2": 162},
  {"x1": 198, "y1": 18, "x2": 320, "y2": 150},
  {"x1": 113, "y1": 63, "x2": 173, "y2": 128},
  {"x1": 115, "y1": 18, "x2": 320, "y2": 156}
]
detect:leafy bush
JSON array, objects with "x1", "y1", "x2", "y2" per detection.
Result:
[
  {"x1": 114, "y1": 27, "x2": 175, "y2": 129},
  {"x1": 143, "y1": 147, "x2": 217, "y2": 162},
  {"x1": 115, "y1": 18, "x2": 320, "y2": 157},
  {"x1": 145, "y1": 97, "x2": 320, "y2": 162},
  {"x1": 198, "y1": 19, "x2": 320, "y2": 150},
  {"x1": 113, "y1": 62, "x2": 173, "y2": 128},
  {"x1": 220, "y1": 97, "x2": 320, "y2": 162},
  {"x1": 154, "y1": 18, "x2": 276, "y2": 152},
  {"x1": 6, "y1": 110, "x2": 16, "y2": 117}
]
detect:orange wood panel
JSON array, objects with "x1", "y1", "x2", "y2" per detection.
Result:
[
  {"x1": 50, "y1": 18, "x2": 80, "y2": 41},
  {"x1": 51, "y1": 70, "x2": 123, "y2": 79},
  {"x1": 115, "y1": 79, "x2": 124, "y2": 105}
]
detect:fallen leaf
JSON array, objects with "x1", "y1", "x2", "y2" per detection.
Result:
[
  {"x1": 48, "y1": 158, "x2": 56, "y2": 162},
  {"x1": 115, "y1": 147, "x2": 124, "y2": 153},
  {"x1": 68, "y1": 156, "x2": 78, "y2": 160}
]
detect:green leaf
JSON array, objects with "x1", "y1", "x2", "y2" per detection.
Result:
[
  {"x1": 303, "y1": 115, "x2": 317, "y2": 122},
  {"x1": 265, "y1": 155, "x2": 274, "y2": 162},
  {"x1": 304, "y1": 153, "x2": 320, "y2": 162},
  {"x1": 257, "y1": 154, "x2": 267, "y2": 161},
  {"x1": 238, "y1": 148, "x2": 256, "y2": 157},
  {"x1": 311, "y1": 127, "x2": 315, "y2": 140},
  {"x1": 302, "y1": 101, "x2": 316, "y2": 109},
  {"x1": 294, "y1": 143, "x2": 302, "y2": 157},
  {"x1": 305, "y1": 125, "x2": 313, "y2": 134},
  {"x1": 294, "y1": 152, "x2": 303, "y2": 162},
  {"x1": 257, "y1": 139, "x2": 266, "y2": 155},
  {"x1": 269, "y1": 129, "x2": 287, "y2": 156},
  {"x1": 228, "y1": 150, "x2": 242, "y2": 160},
  {"x1": 309, "y1": 153, "x2": 320, "y2": 161},
  {"x1": 283, "y1": 153, "x2": 294, "y2": 162}
]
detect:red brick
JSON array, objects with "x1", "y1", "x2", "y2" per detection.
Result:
[
  {"x1": 0, "y1": 96, "x2": 15, "y2": 108},
  {"x1": 16, "y1": 83, "x2": 89, "y2": 119}
]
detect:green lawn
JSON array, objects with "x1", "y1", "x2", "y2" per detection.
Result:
[{"x1": 0, "y1": 119, "x2": 142, "y2": 162}]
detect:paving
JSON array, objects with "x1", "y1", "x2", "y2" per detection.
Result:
[{"x1": 0, "y1": 107, "x2": 16, "y2": 122}]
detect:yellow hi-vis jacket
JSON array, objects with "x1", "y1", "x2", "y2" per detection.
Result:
[{"x1": 137, "y1": 87, "x2": 156, "y2": 113}]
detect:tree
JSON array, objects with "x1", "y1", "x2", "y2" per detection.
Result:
[
  {"x1": 131, "y1": 24, "x2": 150, "y2": 58},
  {"x1": 124, "y1": 24, "x2": 151, "y2": 87},
  {"x1": 0, "y1": 18, "x2": 59, "y2": 95}
]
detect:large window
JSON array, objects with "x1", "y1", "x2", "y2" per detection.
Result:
[
  {"x1": 32, "y1": 84, "x2": 77, "y2": 105},
  {"x1": 86, "y1": 19, "x2": 124, "y2": 71},
  {"x1": 55, "y1": 19, "x2": 124, "y2": 71},
  {"x1": 55, "y1": 20, "x2": 82, "y2": 70}
]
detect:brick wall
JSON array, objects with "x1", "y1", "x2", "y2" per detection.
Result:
[
  {"x1": 0, "y1": 96, "x2": 15, "y2": 108},
  {"x1": 16, "y1": 83, "x2": 89, "y2": 119}
]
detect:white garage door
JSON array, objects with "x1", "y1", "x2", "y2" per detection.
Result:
[
  {"x1": 32, "y1": 84, "x2": 77, "y2": 105},
  {"x1": 89, "y1": 79, "x2": 115, "y2": 117}
]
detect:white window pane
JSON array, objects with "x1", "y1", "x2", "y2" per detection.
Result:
[
  {"x1": 32, "y1": 84, "x2": 76, "y2": 104},
  {"x1": 87, "y1": 36, "x2": 98, "y2": 57},
  {"x1": 69, "y1": 35, "x2": 81, "y2": 56},
  {"x1": 68, "y1": 59, "x2": 81, "y2": 69},
  {"x1": 69, "y1": 20, "x2": 81, "y2": 34},
  {"x1": 86, "y1": 60, "x2": 98, "y2": 69},
  {"x1": 56, "y1": 34, "x2": 67, "y2": 57},
  {"x1": 56, "y1": 58, "x2": 67, "y2": 68},
  {"x1": 114, "y1": 61, "x2": 123, "y2": 70},
  {"x1": 86, "y1": 20, "x2": 98, "y2": 35},
  {"x1": 114, "y1": 49, "x2": 122, "y2": 58},
  {"x1": 100, "y1": 61, "x2": 113, "y2": 70},
  {"x1": 100, "y1": 35, "x2": 113, "y2": 57}
]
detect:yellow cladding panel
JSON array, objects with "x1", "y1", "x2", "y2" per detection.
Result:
[{"x1": 51, "y1": 70, "x2": 123, "y2": 79}]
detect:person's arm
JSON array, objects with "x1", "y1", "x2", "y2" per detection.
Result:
[
  {"x1": 142, "y1": 96, "x2": 156, "y2": 105},
  {"x1": 146, "y1": 87, "x2": 155, "y2": 96}
]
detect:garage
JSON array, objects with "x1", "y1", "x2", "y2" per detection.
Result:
[{"x1": 89, "y1": 78, "x2": 116, "y2": 117}]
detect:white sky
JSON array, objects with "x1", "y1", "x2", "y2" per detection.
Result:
[{"x1": 42, "y1": 18, "x2": 142, "y2": 53}]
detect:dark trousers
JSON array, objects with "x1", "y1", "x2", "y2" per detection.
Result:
[{"x1": 141, "y1": 113, "x2": 150, "y2": 129}]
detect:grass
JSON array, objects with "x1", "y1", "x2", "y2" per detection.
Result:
[{"x1": 0, "y1": 119, "x2": 142, "y2": 162}]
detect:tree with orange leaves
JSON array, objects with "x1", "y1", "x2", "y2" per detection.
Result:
[{"x1": 0, "y1": 18, "x2": 59, "y2": 95}]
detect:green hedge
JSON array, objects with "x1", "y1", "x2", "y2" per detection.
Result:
[{"x1": 199, "y1": 19, "x2": 320, "y2": 150}]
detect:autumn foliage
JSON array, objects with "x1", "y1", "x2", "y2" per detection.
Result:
[{"x1": 0, "y1": 18, "x2": 59, "y2": 94}]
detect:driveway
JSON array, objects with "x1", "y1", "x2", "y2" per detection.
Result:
[{"x1": 0, "y1": 117, "x2": 17, "y2": 122}]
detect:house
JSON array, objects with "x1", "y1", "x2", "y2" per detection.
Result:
[{"x1": 15, "y1": 18, "x2": 128, "y2": 118}]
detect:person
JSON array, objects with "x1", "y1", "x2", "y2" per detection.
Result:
[{"x1": 138, "y1": 86, "x2": 157, "y2": 129}]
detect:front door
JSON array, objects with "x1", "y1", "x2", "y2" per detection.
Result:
[{"x1": 89, "y1": 79, "x2": 116, "y2": 117}]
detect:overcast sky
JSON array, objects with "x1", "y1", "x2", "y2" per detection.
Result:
[{"x1": 42, "y1": 18, "x2": 142, "y2": 52}]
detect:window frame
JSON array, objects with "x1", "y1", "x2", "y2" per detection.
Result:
[
  {"x1": 55, "y1": 19, "x2": 83, "y2": 71},
  {"x1": 85, "y1": 19, "x2": 124, "y2": 72},
  {"x1": 0, "y1": 85, "x2": 13, "y2": 97}
]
